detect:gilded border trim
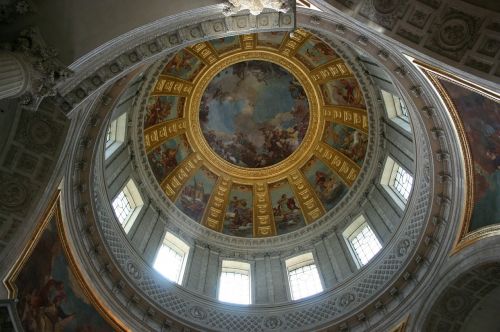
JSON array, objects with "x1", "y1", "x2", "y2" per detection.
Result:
[
  {"x1": 3, "y1": 191, "x2": 127, "y2": 331},
  {"x1": 414, "y1": 60, "x2": 500, "y2": 254}
]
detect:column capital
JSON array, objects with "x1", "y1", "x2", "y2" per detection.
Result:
[{"x1": 1, "y1": 27, "x2": 72, "y2": 111}]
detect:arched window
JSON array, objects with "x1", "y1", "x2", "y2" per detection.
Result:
[
  {"x1": 153, "y1": 232, "x2": 190, "y2": 285},
  {"x1": 285, "y1": 252, "x2": 323, "y2": 300},
  {"x1": 218, "y1": 260, "x2": 251, "y2": 305},
  {"x1": 343, "y1": 215, "x2": 382, "y2": 267},
  {"x1": 111, "y1": 179, "x2": 143, "y2": 233}
]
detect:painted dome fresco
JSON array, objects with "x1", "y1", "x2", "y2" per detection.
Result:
[{"x1": 142, "y1": 31, "x2": 370, "y2": 238}]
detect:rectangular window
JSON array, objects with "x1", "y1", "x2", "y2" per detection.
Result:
[
  {"x1": 380, "y1": 156, "x2": 413, "y2": 208},
  {"x1": 111, "y1": 179, "x2": 143, "y2": 233},
  {"x1": 392, "y1": 164, "x2": 413, "y2": 201},
  {"x1": 105, "y1": 113, "x2": 127, "y2": 159},
  {"x1": 286, "y1": 253, "x2": 323, "y2": 300},
  {"x1": 381, "y1": 89, "x2": 411, "y2": 132},
  {"x1": 218, "y1": 260, "x2": 251, "y2": 305},
  {"x1": 349, "y1": 223, "x2": 382, "y2": 266},
  {"x1": 153, "y1": 232, "x2": 189, "y2": 284},
  {"x1": 112, "y1": 190, "x2": 133, "y2": 225}
]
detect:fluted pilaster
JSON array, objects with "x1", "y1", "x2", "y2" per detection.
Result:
[{"x1": 0, "y1": 52, "x2": 29, "y2": 100}]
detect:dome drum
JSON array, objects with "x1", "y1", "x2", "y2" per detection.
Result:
[{"x1": 58, "y1": 9, "x2": 467, "y2": 332}]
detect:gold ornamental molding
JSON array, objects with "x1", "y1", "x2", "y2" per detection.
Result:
[
  {"x1": 143, "y1": 32, "x2": 371, "y2": 237},
  {"x1": 323, "y1": 105, "x2": 368, "y2": 133},
  {"x1": 160, "y1": 152, "x2": 204, "y2": 201},
  {"x1": 314, "y1": 142, "x2": 360, "y2": 187},
  {"x1": 144, "y1": 118, "x2": 187, "y2": 152},
  {"x1": 310, "y1": 58, "x2": 353, "y2": 84},
  {"x1": 151, "y1": 75, "x2": 194, "y2": 96},
  {"x1": 186, "y1": 49, "x2": 323, "y2": 183}
]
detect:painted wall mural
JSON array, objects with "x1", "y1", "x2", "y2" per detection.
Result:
[
  {"x1": 269, "y1": 180, "x2": 306, "y2": 235},
  {"x1": 302, "y1": 157, "x2": 348, "y2": 211},
  {"x1": 142, "y1": 31, "x2": 370, "y2": 237},
  {"x1": 321, "y1": 78, "x2": 365, "y2": 108},
  {"x1": 296, "y1": 35, "x2": 340, "y2": 69},
  {"x1": 210, "y1": 36, "x2": 241, "y2": 54},
  {"x1": 145, "y1": 96, "x2": 184, "y2": 127},
  {"x1": 257, "y1": 31, "x2": 286, "y2": 48},
  {"x1": 162, "y1": 49, "x2": 204, "y2": 81},
  {"x1": 13, "y1": 214, "x2": 114, "y2": 332},
  {"x1": 199, "y1": 60, "x2": 309, "y2": 168},
  {"x1": 175, "y1": 167, "x2": 217, "y2": 223},
  {"x1": 323, "y1": 122, "x2": 368, "y2": 166},
  {"x1": 148, "y1": 135, "x2": 191, "y2": 182},
  {"x1": 438, "y1": 78, "x2": 500, "y2": 232},
  {"x1": 223, "y1": 184, "x2": 254, "y2": 237}
]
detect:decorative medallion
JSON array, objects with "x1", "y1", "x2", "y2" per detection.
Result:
[{"x1": 142, "y1": 31, "x2": 371, "y2": 238}]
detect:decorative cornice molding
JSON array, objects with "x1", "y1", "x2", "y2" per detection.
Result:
[{"x1": 54, "y1": 8, "x2": 468, "y2": 332}]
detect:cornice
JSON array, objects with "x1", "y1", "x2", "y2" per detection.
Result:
[{"x1": 56, "y1": 8, "x2": 467, "y2": 332}]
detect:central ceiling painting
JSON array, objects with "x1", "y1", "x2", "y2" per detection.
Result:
[
  {"x1": 142, "y1": 31, "x2": 370, "y2": 238},
  {"x1": 200, "y1": 60, "x2": 309, "y2": 168}
]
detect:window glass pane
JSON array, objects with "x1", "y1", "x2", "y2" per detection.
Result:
[
  {"x1": 106, "y1": 125, "x2": 112, "y2": 143},
  {"x1": 154, "y1": 245, "x2": 184, "y2": 283},
  {"x1": 112, "y1": 191, "x2": 133, "y2": 225},
  {"x1": 398, "y1": 98, "x2": 409, "y2": 117},
  {"x1": 288, "y1": 264, "x2": 323, "y2": 300},
  {"x1": 350, "y1": 224, "x2": 382, "y2": 266},
  {"x1": 392, "y1": 166, "x2": 413, "y2": 200},
  {"x1": 218, "y1": 271, "x2": 250, "y2": 304}
]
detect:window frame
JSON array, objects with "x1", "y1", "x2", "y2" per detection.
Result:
[
  {"x1": 285, "y1": 252, "x2": 324, "y2": 301},
  {"x1": 217, "y1": 260, "x2": 252, "y2": 305},
  {"x1": 111, "y1": 179, "x2": 143, "y2": 234},
  {"x1": 381, "y1": 89, "x2": 411, "y2": 132},
  {"x1": 153, "y1": 232, "x2": 190, "y2": 285},
  {"x1": 105, "y1": 112, "x2": 127, "y2": 159},
  {"x1": 380, "y1": 156, "x2": 414, "y2": 209},
  {"x1": 343, "y1": 216, "x2": 382, "y2": 268}
]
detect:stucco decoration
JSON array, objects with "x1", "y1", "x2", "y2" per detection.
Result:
[
  {"x1": 2, "y1": 27, "x2": 72, "y2": 111},
  {"x1": 223, "y1": 0, "x2": 292, "y2": 16}
]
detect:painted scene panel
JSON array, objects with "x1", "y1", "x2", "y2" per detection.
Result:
[
  {"x1": 269, "y1": 180, "x2": 306, "y2": 235},
  {"x1": 438, "y1": 78, "x2": 500, "y2": 231},
  {"x1": 210, "y1": 36, "x2": 241, "y2": 55},
  {"x1": 321, "y1": 78, "x2": 365, "y2": 109},
  {"x1": 162, "y1": 49, "x2": 204, "y2": 81},
  {"x1": 256, "y1": 31, "x2": 286, "y2": 49},
  {"x1": 222, "y1": 184, "x2": 253, "y2": 237},
  {"x1": 15, "y1": 216, "x2": 113, "y2": 332},
  {"x1": 302, "y1": 157, "x2": 348, "y2": 211},
  {"x1": 199, "y1": 60, "x2": 309, "y2": 168},
  {"x1": 147, "y1": 135, "x2": 191, "y2": 182},
  {"x1": 175, "y1": 166, "x2": 217, "y2": 223},
  {"x1": 295, "y1": 35, "x2": 340, "y2": 70},
  {"x1": 323, "y1": 122, "x2": 368, "y2": 166},
  {"x1": 144, "y1": 96, "x2": 184, "y2": 128}
]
